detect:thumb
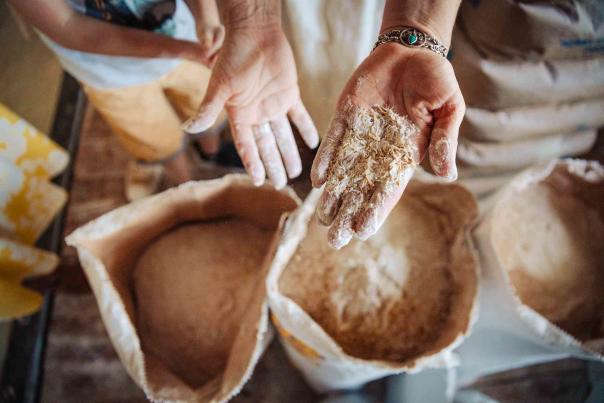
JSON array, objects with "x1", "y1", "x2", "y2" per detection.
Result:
[
  {"x1": 428, "y1": 96, "x2": 465, "y2": 181},
  {"x1": 182, "y1": 80, "x2": 229, "y2": 134}
]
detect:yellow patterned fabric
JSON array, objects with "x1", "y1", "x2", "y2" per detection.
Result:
[
  {"x1": 0, "y1": 237, "x2": 58, "y2": 320},
  {"x1": 0, "y1": 103, "x2": 69, "y2": 179},
  {"x1": 0, "y1": 158, "x2": 67, "y2": 244}
]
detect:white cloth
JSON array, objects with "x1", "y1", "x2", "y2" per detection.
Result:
[
  {"x1": 39, "y1": 0, "x2": 197, "y2": 89},
  {"x1": 283, "y1": 0, "x2": 385, "y2": 137}
]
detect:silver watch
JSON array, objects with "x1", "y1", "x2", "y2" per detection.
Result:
[{"x1": 373, "y1": 26, "x2": 448, "y2": 58}]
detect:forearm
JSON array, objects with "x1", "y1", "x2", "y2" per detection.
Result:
[
  {"x1": 9, "y1": 0, "x2": 198, "y2": 60},
  {"x1": 381, "y1": 0, "x2": 461, "y2": 46},
  {"x1": 59, "y1": 17, "x2": 197, "y2": 59},
  {"x1": 218, "y1": 0, "x2": 281, "y2": 30},
  {"x1": 65, "y1": 15, "x2": 194, "y2": 58}
]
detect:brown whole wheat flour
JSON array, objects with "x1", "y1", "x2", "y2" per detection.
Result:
[
  {"x1": 322, "y1": 105, "x2": 419, "y2": 244},
  {"x1": 133, "y1": 219, "x2": 273, "y2": 388},
  {"x1": 280, "y1": 189, "x2": 465, "y2": 362},
  {"x1": 492, "y1": 180, "x2": 604, "y2": 341}
]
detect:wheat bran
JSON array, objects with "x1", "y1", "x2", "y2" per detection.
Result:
[
  {"x1": 493, "y1": 182, "x2": 604, "y2": 341},
  {"x1": 133, "y1": 219, "x2": 273, "y2": 388},
  {"x1": 280, "y1": 193, "x2": 458, "y2": 363},
  {"x1": 325, "y1": 105, "x2": 419, "y2": 200}
]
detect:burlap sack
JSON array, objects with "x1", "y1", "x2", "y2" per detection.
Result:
[
  {"x1": 457, "y1": 128, "x2": 597, "y2": 170},
  {"x1": 66, "y1": 175, "x2": 300, "y2": 402},
  {"x1": 451, "y1": 26, "x2": 604, "y2": 110},
  {"x1": 458, "y1": 0, "x2": 604, "y2": 61},
  {"x1": 267, "y1": 182, "x2": 480, "y2": 392},
  {"x1": 460, "y1": 98, "x2": 604, "y2": 143},
  {"x1": 457, "y1": 159, "x2": 604, "y2": 385}
]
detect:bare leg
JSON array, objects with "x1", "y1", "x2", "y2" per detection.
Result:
[
  {"x1": 163, "y1": 152, "x2": 193, "y2": 184},
  {"x1": 195, "y1": 131, "x2": 221, "y2": 157},
  {"x1": 125, "y1": 160, "x2": 163, "y2": 201}
]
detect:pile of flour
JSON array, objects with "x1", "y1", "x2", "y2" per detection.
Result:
[
  {"x1": 492, "y1": 181, "x2": 604, "y2": 341},
  {"x1": 279, "y1": 193, "x2": 458, "y2": 362},
  {"x1": 133, "y1": 219, "x2": 272, "y2": 387}
]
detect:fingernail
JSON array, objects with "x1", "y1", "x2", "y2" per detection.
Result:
[
  {"x1": 180, "y1": 116, "x2": 204, "y2": 134},
  {"x1": 273, "y1": 177, "x2": 287, "y2": 190},
  {"x1": 288, "y1": 162, "x2": 303, "y2": 179},
  {"x1": 252, "y1": 176, "x2": 265, "y2": 187},
  {"x1": 309, "y1": 134, "x2": 320, "y2": 149},
  {"x1": 328, "y1": 227, "x2": 352, "y2": 250},
  {"x1": 356, "y1": 212, "x2": 379, "y2": 241},
  {"x1": 182, "y1": 113, "x2": 211, "y2": 133},
  {"x1": 447, "y1": 163, "x2": 458, "y2": 182}
]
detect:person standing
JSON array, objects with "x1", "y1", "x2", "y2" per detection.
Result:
[{"x1": 10, "y1": 0, "x2": 226, "y2": 201}]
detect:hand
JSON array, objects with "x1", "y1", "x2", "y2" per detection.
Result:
[
  {"x1": 311, "y1": 43, "x2": 465, "y2": 248},
  {"x1": 179, "y1": 41, "x2": 218, "y2": 68},
  {"x1": 197, "y1": 24, "x2": 225, "y2": 66},
  {"x1": 182, "y1": 25, "x2": 319, "y2": 188}
]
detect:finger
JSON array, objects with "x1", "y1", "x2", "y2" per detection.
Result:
[
  {"x1": 253, "y1": 122, "x2": 288, "y2": 189},
  {"x1": 182, "y1": 80, "x2": 229, "y2": 134},
  {"x1": 205, "y1": 27, "x2": 225, "y2": 56},
  {"x1": 271, "y1": 116, "x2": 302, "y2": 179},
  {"x1": 310, "y1": 113, "x2": 346, "y2": 188},
  {"x1": 207, "y1": 53, "x2": 219, "y2": 68},
  {"x1": 288, "y1": 101, "x2": 319, "y2": 149},
  {"x1": 316, "y1": 189, "x2": 340, "y2": 226},
  {"x1": 354, "y1": 167, "x2": 414, "y2": 241},
  {"x1": 327, "y1": 191, "x2": 364, "y2": 250},
  {"x1": 429, "y1": 98, "x2": 465, "y2": 181},
  {"x1": 214, "y1": 26, "x2": 226, "y2": 50},
  {"x1": 428, "y1": 128, "x2": 458, "y2": 181},
  {"x1": 231, "y1": 123, "x2": 265, "y2": 186}
]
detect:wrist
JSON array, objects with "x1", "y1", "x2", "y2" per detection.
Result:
[
  {"x1": 380, "y1": 0, "x2": 460, "y2": 47},
  {"x1": 219, "y1": 0, "x2": 281, "y2": 30},
  {"x1": 174, "y1": 40, "x2": 201, "y2": 61},
  {"x1": 380, "y1": 22, "x2": 452, "y2": 48}
]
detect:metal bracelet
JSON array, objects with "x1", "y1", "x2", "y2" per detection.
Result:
[{"x1": 373, "y1": 26, "x2": 448, "y2": 58}]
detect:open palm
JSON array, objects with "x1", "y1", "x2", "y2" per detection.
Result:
[
  {"x1": 311, "y1": 43, "x2": 465, "y2": 247},
  {"x1": 184, "y1": 26, "x2": 318, "y2": 189}
]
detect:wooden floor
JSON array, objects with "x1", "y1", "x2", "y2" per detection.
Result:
[{"x1": 42, "y1": 106, "x2": 603, "y2": 402}]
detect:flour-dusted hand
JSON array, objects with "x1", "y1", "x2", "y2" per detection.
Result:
[
  {"x1": 182, "y1": 0, "x2": 318, "y2": 189},
  {"x1": 311, "y1": 40, "x2": 465, "y2": 249}
]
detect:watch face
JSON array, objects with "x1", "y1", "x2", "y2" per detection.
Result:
[{"x1": 399, "y1": 28, "x2": 426, "y2": 47}]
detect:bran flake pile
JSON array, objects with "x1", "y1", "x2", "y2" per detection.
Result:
[{"x1": 325, "y1": 105, "x2": 419, "y2": 203}]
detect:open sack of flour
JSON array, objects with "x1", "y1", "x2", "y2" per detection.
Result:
[
  {"x1": 267, "y1": 181, "x2": 480, "y2": 392},
  {"x1": 456, "y1": 159, "x2": 604, "y2": 386},
  {"x1": 66, "y1": 175, "x2": 300, "y2": 402}
]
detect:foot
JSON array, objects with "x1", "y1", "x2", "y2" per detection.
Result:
[
  {"x1": 125, "y1": 161, "x2": 164, "y2": 202},
  {"x1": 194, "y1": 118, "x2": 228, "y2": 159}
]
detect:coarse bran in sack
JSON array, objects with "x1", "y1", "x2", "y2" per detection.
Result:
[
  {"x1": 267, "y1": 181, "x2": 479, "y2": 392},
  {"x1": 456, "y1": 159, "x2": 604, "y2": 386},
  {"x1": 66, "y1": 174, "x2": 300, "y2": 402}
]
